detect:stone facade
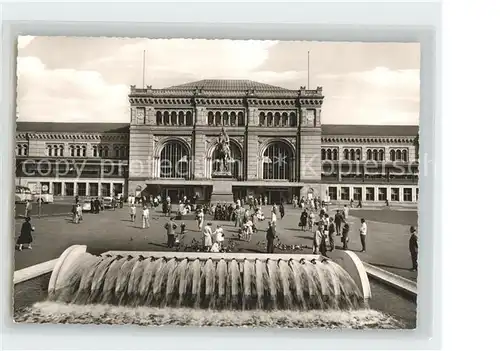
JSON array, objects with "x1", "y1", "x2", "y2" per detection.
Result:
[{"x1": 15, "y1": 80, "x2": 419, "y2": 205}]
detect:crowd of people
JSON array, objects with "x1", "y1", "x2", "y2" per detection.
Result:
[{"x1": 14, "y1": 191, "x2": 418, "y2": 271}]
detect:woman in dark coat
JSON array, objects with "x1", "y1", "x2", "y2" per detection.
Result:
[
  {"x1": 299, "y1": 210, "x2": 308, "y2": 231},
  {"x1": 279, "y1": 202, "x2": 285, "y2": 219},
  {"x1": 17, "y1": 217, "x2": 34, "y2": 251}
]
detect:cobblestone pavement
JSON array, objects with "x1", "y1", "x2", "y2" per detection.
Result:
[{"x1": 13, "y1": 205, "x2": 418, "y2": 281}]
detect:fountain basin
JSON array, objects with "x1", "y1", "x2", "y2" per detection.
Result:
[{"x1": 12, "y1": 245, "x2": 415, "y2": 329}]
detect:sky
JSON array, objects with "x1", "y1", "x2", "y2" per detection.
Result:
[{"x1": 16, "y1": 36, "x2": 420, "y2": 125}]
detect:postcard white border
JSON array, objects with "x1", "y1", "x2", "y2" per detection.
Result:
[{"x1": 0, "y1": 1, "x2": 440, "y2": 349}]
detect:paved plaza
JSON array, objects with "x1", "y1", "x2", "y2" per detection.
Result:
[
  {"x1": 13, "y1": 204, "x2": 418, "y2": 281},
  {"x1": 15, "y1": 206, "x2": 417, "y2": 280}
]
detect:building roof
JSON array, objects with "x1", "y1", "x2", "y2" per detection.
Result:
[
  {"x1": 165, "y1": 79, "x2": 295, "y2": 92},
  {"x1": 16, "y1": 122, "x2": 129, "y2": 134},
  {"x1": 321, "y1": 125, "x2": 419, "y2": 137}
]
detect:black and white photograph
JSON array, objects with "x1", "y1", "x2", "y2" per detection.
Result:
[{"x1": 12, "y1": 36, "x2": 420, "y2": 329}]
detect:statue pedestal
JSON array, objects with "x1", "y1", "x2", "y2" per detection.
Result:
[{"x1": 211, "y1": 172, "x2": 234, "y2": 203}]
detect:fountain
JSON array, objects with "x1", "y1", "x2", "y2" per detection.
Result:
[{"x1": 13, "y1": 245, "x2": 408, "y2": 328}]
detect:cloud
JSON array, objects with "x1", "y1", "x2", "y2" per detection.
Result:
[
  {"x1": 17, "y1": 56, "x2": 129, "y2": 122},
  {"x1": 316, "y1": 67, "x2": 420, "y2": 124},
  {"x1": 16, "y1": 38, "x2": 420, "y2": 125}
]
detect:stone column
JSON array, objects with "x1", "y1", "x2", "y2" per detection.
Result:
[
  {"x1": 195, "y1": 106, "x2": 206, "y2": 126},
  {"x1": 193, "y1": 133, "x2": 205, "y2": 179},
  {"x1": 412, "y1": 186, "x2": 417, "y2": 202},
  {"x1": 399, "y1": 187, "x2": 403, "y2": 203},
  {"x1": 247, "y1": 134, "x2": 259, "y2": 180}
]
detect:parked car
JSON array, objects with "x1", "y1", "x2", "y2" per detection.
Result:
[
  {"x1": 102, "y1": 196, "x2": 117, "y2": 209},
  {"x1": 32, "y1": 192, "x2": 54, "y2": 204},
  {"x1": 81, "y1": 200, "x2": 92, "y2": 212}
]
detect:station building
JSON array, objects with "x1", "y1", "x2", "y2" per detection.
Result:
[{"x1": 15, "y1": 79, "x2": 418, "y2": 204}]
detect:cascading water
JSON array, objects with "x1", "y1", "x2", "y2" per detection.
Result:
[{"x1": 50, "y1": 253, "x2": 365, "y2": 311}]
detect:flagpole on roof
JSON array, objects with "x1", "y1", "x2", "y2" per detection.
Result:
[
  {"x1": 142, "y1": 50, "x2": 146, "y2": 89},
  {"x1": 307, "y1": 51, "x2": 310, "y2": 89}
]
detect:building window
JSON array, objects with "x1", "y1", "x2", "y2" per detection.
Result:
[
  {"x1": 404, "y1": 188, "x2": 412, "y2": 202},
  {"x1": 367, "y1": 149, "x2": 372, "y2": 160},
  {"x1": 16, "y1": 143, "x2": 28, "y2": 156},
  {"x1": 159, "y1": 141, "x2": 190, "y2": 179},
  {"x1": 262, "y1": 142, "x2": 293, "y2": 181},
  {"x1": 353, "y1": 187, "x2": 362, "y2": 201},
  {"x1": 390, "y1": 149, "x2": 408, "y2": 162},
  {"x1": 378, "y1": 188, "x2": 387, "y2": 201},
  {"x1": 366, "y1": 187, "x2": 375, "y2": 201},
  {"x1": 77, "y1": 182, "x2": 87, "y2": 196},
  {"x1": 101, "y1": 183, "x2": 111, "y2": 196},
  {"x1": 53, "y1": 182, "x2": 62, "y2": 196},
  {"x1": 114, "y1": 146, "x2": 120, "y2": 158},
  {"x1": 329, "y1": 187, "x2": 337, "y2": 200},
  {"x1": 341, "y1": 187, "x2": 350, "y2": 201},
  {"x1": 89, "y1": 183, "x2": 98, "y2": 197},
  {"x1": 113, "y1": 183, "x2": 123, "y2": 196},
  {"x1": 156, "y1": 111, "x2": 162, "y2": 125},
  {"x1": 65, "y1": 183, "x2": 74, "y2": 196},
  {"x1": 416, "y1": 188, "x2": 419, "y2": 200},
  {"x1": 391, "y1": 188, "x2": 400, "y2": 201}
]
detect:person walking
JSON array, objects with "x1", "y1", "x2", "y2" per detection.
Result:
[
  {"x1": 342, "y1": 204, "x2": 349, "y2": 221},
  {"x1": 279, "y1": 202, "x2": 285, "y2": 219},
  {"x1": 94, "y1": 198, "x2": 100, "y2": 214},
  {"x1": 129, "y1": 203, "x2": 136, "y2": 222},
  {"x1": 214, "y1": 225, "x2": 225, "y2": 251},
  {"x1": 75, "y1": 203, "x2": 83, "y2": 224},
  {"x1": 142, "y1": 205, "x2": 150, "y2": 229},
  {"x1": 299, "y1": 209, "x2": 308, "y2": 231},
  {"x1": 328, "y1": 216, "x2": 336, "y2": 251},
  {"x1": 334, "y1": 210, "x2": 344, "y2": 236},
  {"x1": 164, "y1": 217, "x2": 177, "y2": 247},
  {"x1": 271, "y1": 210, "x2": 277, "y2": 227},
  {"x1": 24, "y1": 200, "x2": 32, "y2": 219},
  {"x1": 312, "y1": 222, "x2": 323, "y2": 255},
  {"x1": 359, "y1": 218, "x2": 367, "y2": 252},
  {"x1": 196, "y1": 208, "x2": 204, "y2": 231},
  {"x1": 16, "y1": 216, "x2": 34, "y2": 251},
  {"x1": 409, "y1": 226, "x2": 418, "y2": 271},
  {"x1": 203, "y1": 222, "x2": 213, "y2": 252},
  {"x1": 266, "y1": 221, "x2": 276, "y2": 253},
  {"x1": 342, "y1": 223, "x2": 350, "y2": 250}
]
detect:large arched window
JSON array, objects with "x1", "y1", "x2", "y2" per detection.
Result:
[
  {"x1": 262, "y1": 141, "x2": 293, "y2": 180},
  {"x1": 212, "y1": 141, "x2": 243, "y2": 179},
  {"x1": 159, "y1": 141, "x2": 189, "y2": 179}
]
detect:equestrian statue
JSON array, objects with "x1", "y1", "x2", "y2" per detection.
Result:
[{"x1": 215, "y1": 127, "x2": 232, "y2": 174}]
